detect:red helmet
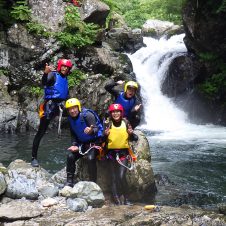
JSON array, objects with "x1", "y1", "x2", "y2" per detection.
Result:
[
  {"x1": 108, "y1": 104, "x2": 124, "y2": 115},
  {"x1": 57, "y1": 59, "x2": 73, "y2": 72}
]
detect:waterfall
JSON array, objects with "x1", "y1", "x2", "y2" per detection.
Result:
[
  {"x1": 129, "y1": 34, "x2": 226, "y2": 142},
  {"x1": 129, "y1": 34, "x2": 188, "y2": 131}
]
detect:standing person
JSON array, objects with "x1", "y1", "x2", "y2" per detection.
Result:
[
  {"x1": 104, "y1": 103, "x2": 137, "y2": 205},
  {"x1": 105, "y1": 80, "x2": 142, "y2": 129},
  {"x1": 65, "y1": 98, "x2": 103, "y2": 187},
  {"x1": 31, "y1": 59, "x2": 73, "y2": 167}
]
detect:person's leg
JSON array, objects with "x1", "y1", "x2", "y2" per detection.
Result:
[
  {"x1": 66, "y1": 150, "x2": 82, "y2": 187},
  {"x1": 86, "y1": 148, "x2": 98, "y2": 182},
  {"x1": 31, "y1": 116, "x2": 51, "y2": 167},
  {"x1": 118, "y1": 158, "x2": 132, "y2": 205},
  {"x1": 109, "y1": 160, "x2": 121, "y2": 205}
]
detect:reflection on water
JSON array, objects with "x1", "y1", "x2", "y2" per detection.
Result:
[{"x1": 0, "y1": 130, "x2": 71, "y2": 173}]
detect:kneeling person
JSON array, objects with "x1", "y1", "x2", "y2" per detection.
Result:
[{"x1": 65, "y1": 98, "x2": 103, "y2": 187}]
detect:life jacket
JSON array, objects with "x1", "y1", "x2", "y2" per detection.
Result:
[
  {"x1": 107, "y1": 120, "x2": 129, "y2": 149},
  {"x1": 115, "y1": 91, "x2": 136, "y2": 118},
  {"x1": 68, "y1": 108, "x2": 103, "y2": 143},
  {"x1": 44, "y1": 72, "x2": 68, "y2": 100}
]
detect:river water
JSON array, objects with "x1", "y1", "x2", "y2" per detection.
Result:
[{"x1": 0, "y1": 34, "x2": 226, "y2": 207}]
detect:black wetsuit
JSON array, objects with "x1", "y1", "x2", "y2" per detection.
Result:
[
  {"x1": 31, "y1": 72, "x2": 68, "y2": 159},
  {"x1": 105, "y1": 80, "x2": 141, "y2": 129},
  {"x1": 66, "y1": 111, "x2": 101, "y2": 182}
]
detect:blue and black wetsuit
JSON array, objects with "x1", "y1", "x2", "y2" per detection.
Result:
[
  {"x1": 105, "y1": 80, "x2": 141, "y2": 129},
  {"x1": 66, "y1": 110, "x2": 102, "y2": 182},
  {"x1": 31, "y1": 71, "x2": 69, "y2": 160}
]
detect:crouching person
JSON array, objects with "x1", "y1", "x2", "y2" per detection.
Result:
[
  {"x1": 104, "y1": 103, "x2": 138, "y2": 205},
  {"x1": 65, "y1": 98, "x2": 103, "y2": 187}
]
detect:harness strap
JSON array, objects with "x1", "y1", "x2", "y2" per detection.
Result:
[
  {"x1": 116, "y1": 153, "x2": 134, "y2": 171},
  {"x1": 78, "y1": 143, "x2": 102, "y2": 156}
]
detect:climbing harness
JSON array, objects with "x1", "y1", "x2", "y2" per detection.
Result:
[
  {"x1": 78, "y1": 143, "x2": 102, "y2": 156},
  {"x1": 58, "y1": 105, "x2": 63, "y2": 137},
  {"x1": 116, "y1": 153, "x2": 134, "y2": 171}
]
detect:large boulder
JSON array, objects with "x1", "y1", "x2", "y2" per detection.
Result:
[
  {"x1": 79, "y1": 0, "x2": 110, "y2": 26},
  {"x1": 105, "y1": 27, "x2": 145, "y2": 53},
  {"x1": 142, "y1": 19, "x2": 183, "y2": 38},
  {"x1": 29, "y1": 0, "x2": 66, "y2": 31},
  {"x1": 0, "y1": 173, "x2": 6, "y2": 195}
]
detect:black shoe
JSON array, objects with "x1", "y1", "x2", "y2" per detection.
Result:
[
  {"x1": 124, "y1": 198, "x2": 133, "y2": 206},
  {"x1": 113, "y1": 195, "x2": 121, "y2": 205},
  {"x1": 31, "y1": 158, "x2": 39, "y2": 167},
  {"x1": 65, "y1": 173, "x2": 74, "y2": 187}
]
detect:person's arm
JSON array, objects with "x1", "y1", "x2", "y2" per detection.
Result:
[
  {"x1": 42, "y1": 72, "x2": 55, "y2": 86},
  {"x1": 104, "y1": 80, "x2": 122, "y2": 99},
  {"x1": 67, "y1": 125, "x2": 80, "y2": 152},
  {"x1": 130, "y1": 98, "x2": 142, "y2": 114},
  {"x1": 124, "y1": 118, "x2": 138, "y2": 141},
  {"x1": 84, "y1": 111, "x2": 98, "y2": 134}
]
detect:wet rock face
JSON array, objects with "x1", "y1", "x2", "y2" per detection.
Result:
[{"x1": 183, "y1": 0, "x2": 226, "y2": 59}]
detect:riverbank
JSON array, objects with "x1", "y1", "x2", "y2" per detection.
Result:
[{"x1": 1, "y1": 199, "x2": 226, "y2": 225}]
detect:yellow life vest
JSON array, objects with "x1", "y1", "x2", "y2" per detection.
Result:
[{"x1": 107, "y1": 120, "x2": 129, "y2": 149}]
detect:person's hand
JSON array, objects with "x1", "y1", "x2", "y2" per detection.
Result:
[
  {"x1": 104, "y1": 127, "x2": 110, "y2": 136},
  {"x1": 116, "y1": 80, "x2": 125, "y2": 85},
  {"x1": 84, "y1": 125, "x2": 94, "y2": 134},
  {"x1": 134, "y1": 104, "x2": 142, "y2": 112},
  {"x1": 67, "y1": 146, "x2": 79, "y2": 152},
  {"x1": 44, "y1": 63, "x2": 55, "y2": 74}
]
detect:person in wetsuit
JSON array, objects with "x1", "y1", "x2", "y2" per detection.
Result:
[
  {"x1": 105, "y1": 80, "x2": 142, "y2": 129},
  {"x1": 31, "y1": 59, "x2": 73, "y2": 167},
  {"x1": 65, "y1": 98, "x2": 103, "y2": 187},
  {"x1": 104, "y1": 103, "x2": 138, "y2": 205}
]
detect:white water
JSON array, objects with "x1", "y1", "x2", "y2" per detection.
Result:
[{"x1": 129, "y1": 35, "x2": 226, "y2": 142}]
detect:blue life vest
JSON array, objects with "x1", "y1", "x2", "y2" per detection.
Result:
[
  {"x1": 115, "y1": 92, "x2": 136, "y2": 118},
  {"x1": 44, "y1": 72, "x2": 68, "y2": 100},
  {"x1": 68, "y1": 108, "x2": 103, "y2": 143}
]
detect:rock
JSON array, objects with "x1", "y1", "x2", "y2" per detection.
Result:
[
  {"x1": 71, "y1": 181, "x2": 105, "y2": 207},
  {"x1": 79, "y1": 0, "x2": 110, "y2": 26},
  {"x1": 38, "y1": 185, "x2": 59, "y2": 198},
  {"x1": 142, "y1": 19, "x2": 183, "y2": 38},
  {"x1": 29, "y1": 0, "x2": 66, "y2": 31},
  {"x1": 66, "y1": 198, "x2": 88, "y2": 212},
  {"x1": 0, "y1": 173, "x2": 6, "y2": 195},
  {"x1": 5, "y1": 172, "x2": 39, "y2": 200},
  {"x1": 41, "y1": 197, "x2": 58, "y2": 207},
  {"x1": 0, "y1": 199, "x2": 42, "y2": 221},
  {"x1": 59, "y1": 186, "x2": 73, "y2": 198},
  {"x1": 105, "y1": 27, "x2": 145, "y2": 53}
]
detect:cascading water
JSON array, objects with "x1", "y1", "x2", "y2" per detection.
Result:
[{"x1": 129, "y1": 35, "x2": 226, "y2": 206}]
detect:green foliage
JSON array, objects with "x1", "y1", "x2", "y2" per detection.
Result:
[
  {"x1": 26, "y1": 22, "x2": 52, "y2": 38},
  {"x1": 55, "y1": 6, "x2": 99, "y2": 48},
  {"x1": 29, "y1": 86, "x2": 43, "y2": 97},
  {"x1": 216, "y1": 0, "x2": 226, "y2": 13},
  {"x1": 199, "y1": 72, "x2": 226, "y2": 100},
  {"x1": 67, "y1": 69, "x2": 86, "y2": 88},
  {"x1": 10, "y1": 0, "x2": 31, "y2": 22},
  {"x1": 0, "y1": 68, "x2": 9, "y2": 77},
  {"x1": 102, "y1": 0, "x2": 185, "y2": 28},
  {"x1": 199, "y1": 52, "x2": 218, "y2": 62}
]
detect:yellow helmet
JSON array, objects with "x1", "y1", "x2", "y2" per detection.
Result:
[
  {"x1": 124, "y1": 81, "x2": 138, "y2": 92},
  {"x1": 65, "y1": 98, "x2": 81, "y2": 111}
]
